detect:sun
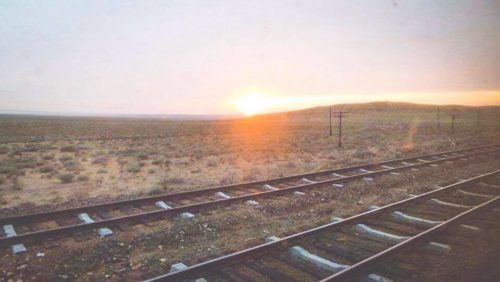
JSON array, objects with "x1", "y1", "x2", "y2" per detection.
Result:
[{"x1": 234, "y1": 93, "x2": 275, "y2": 116}]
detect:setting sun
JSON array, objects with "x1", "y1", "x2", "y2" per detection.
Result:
[{"x1": 234, "y1": 93, "x2": 276, "y2": 116}]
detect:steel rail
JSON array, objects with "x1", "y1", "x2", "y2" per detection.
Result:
[
  {"x1": 143, "y1": 170, "x2": 499, "y2": 282},
  {"x1": 0, "y1": 148, "x2": 496, "y2": 248},
  {"x1": 0, "y1": 148, "x2": 497, "y2": 247},
  {"x1": 320, "y1": 196, "x2": 499, "y2": 282},
  {"x1": 0, "y1": 144, "x2": 495, "y2": 226}
]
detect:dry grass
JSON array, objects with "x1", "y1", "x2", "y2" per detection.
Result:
[{"x1": 0, "y1": 102, "x2": 498, "y2": 212}]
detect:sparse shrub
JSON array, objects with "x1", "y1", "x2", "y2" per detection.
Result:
[
  {"x1": 126, "y1": 162, "x2": 141, "y2": 173},
  {"x1": 91, "y1": 156, "x2": 108, "y2": 165},
  {"x1": 62, "y1": 161, "x2": 78, "y2": 170},
  {"x1": 0, "y1": 146, "x2": 9, "y2": 154},
  {"x1": 148, "y1": 168, "x2": 156, "y2": 174},
  {"x1": 0, "y1": 177, "x2": 4, "y2": 185},
  {"x1": 58, "y1": 173, "x2": 75, "y2": 183},
  {"x1": 59, "y1": 155, "x2": 73, "y2": 162},
  {"x1": 60, "y1": 145, "x2": 77, "y2": 152},
  {"x1": 149, "y1": 186, "x2": 165, "y2": 195},
  {"x1": 136, "y1": 151, "x2": 149, "y2": 160},
  {"x1": 0, "y1": 158, "x2": 34, "y2": 176},
  {"x1": 39, "y1": 166, "x2": 55, "y2": 173},
  {"x1": 219, "y1": 175, "x2": 237, "y2": 186},
  {"x1": 206, "y1": 159, "x2": 217, "y2": 167},
  {"x1": 97, "y1": 169, "x2": 107, "y2": 174},
  {"x1": 152, "y1": 159, "x2": 162, "y2": 165},
  {"x1": 12, "y1": 177, "x2": 22, "y2": 191},
  {"x1": 77, "y1": 175, "x2": 89, "y2": 182},
  {"x1": 42, "y1": 154, "x2": 54, "y2": 160}
]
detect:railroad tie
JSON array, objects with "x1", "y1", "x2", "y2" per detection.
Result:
[
  {"x1": 460, "y1": 224, "x2": 481, "y2": 232},
  {"x1": 391, "y1": 211, "x2": 442, "y2": 228},
  {"x1": 425, "y1": 242, "x2": 451, "y2": 253},
  {"x1": 354, "y1": 224, "x2": 451, "y2": 252},
  {"x1": 367, "y1": 273, "x2": 394, "y2": 282},
  {"x1": 265, "y1": 236, "x2": 349, "y2": 272},
  {"x1": 331, "y1": 217, "x2": 344, "y2": 223},
  {"x1": 2, "y1": 224, "x2": 27, "y2": 254},
  {"x1": 263, "y1": 184, "x2": 279, "y2": 191},
  {"x1": 155, "y1": 201, "x2": 172, "y2": 210},
  {"x1": 359, "y1": 168, "x2": 372, "y2": 173},
  {"x1": 169, "y1": 263, "x2": 207, "y2": 282},
  {"x1": 332, "y1": 183, "x2": 344, "y2": 188},
  {"x1": 381, "y1": 165, "x2": 394, "y2": 169},
  {"x1": 430, "y1": 198, "x2": 472, "y2": 209},
  {"x1": 363, "y1": 177, "x2": 374, "y2": 181},
  {"x1": 302, "y1": 178, "x2": 315, "y2": 184},
  {"x1": 214, "y1": 191, "x2": 231, "y2": 200},
  {"x1": 289, "y1": 246, "x2": 349, "y2": 272},
  {"x1": 457, "y1": 189, "x2": 495, "y2": 199},
  {"x1": 354, "y1": 224, "x2": 409, "y2": 243},
  {"x1": 77, "y1": 213, "x2": 113, "y2": 237},
  {"x1": 479, "y1": 182, "x2": 500, "y2": 189},
  {"x1": 178, "y1": 212, "x2": 195, "y2": 220},
  {"x1": 401, "y1": 161, "x2": 414, "y2": 166},
  {"x1": 245, "y1": 200, "x2": 259, "y2": 206},
  {"x1": 332, "y1": 173, "x2": 344, "y2": 177},
  {"x1": 390, "y1": 172, "x2": 400, "y2": 175},
  {"x1": 392, "y1": 211, "x2": 480, "y2": 233},
  {"x1": 367, "y1": 205, "x2": 381, "y2": 211},
  {"x1": 293, "y1": 191, "x2": 306, "y2": 196}
]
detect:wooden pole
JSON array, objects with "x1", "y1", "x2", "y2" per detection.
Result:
[{"x1": 329, "y1": 106, "x2": 332, "y2": 137}]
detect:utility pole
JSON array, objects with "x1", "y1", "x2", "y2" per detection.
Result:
[
  {"x1": 451, "y1": 114, "x2": 456, "y2": 135},
  {"x1": 332, "y1": 111, "x2": 347, "y2": 147},
  {"x1": 329, "y1": 106, "x2": 332, "y2": 137},
  {"x1": 437, "y1": 107, "x2": 440, "y2": 130},
  {"x1": 477, "y1": 109, "x2": 480, "y2": 130}
]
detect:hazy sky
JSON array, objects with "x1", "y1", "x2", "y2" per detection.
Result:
[{"x1": 1, "y1": 0, "x2": 499, "y2": 115}]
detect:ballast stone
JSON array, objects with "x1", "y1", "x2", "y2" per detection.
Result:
[{"x1": 293, "y1": 191, "x2": 306, "y2": 196}]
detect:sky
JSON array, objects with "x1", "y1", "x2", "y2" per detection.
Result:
[{"x1": 1, "y1": 0, "x2": 499, "y2": 115}]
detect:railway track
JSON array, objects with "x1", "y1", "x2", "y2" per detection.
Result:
[
  {"x1": 0, "y1": 144, "x2": 498, "y2": 253},
  {"x1": 145, "y1": 170, "x2": 500, "y2": 282}
]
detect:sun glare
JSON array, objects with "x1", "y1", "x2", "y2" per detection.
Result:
[{"x1": 234, "y1": 93, "x2": 275, "y2": 116}]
